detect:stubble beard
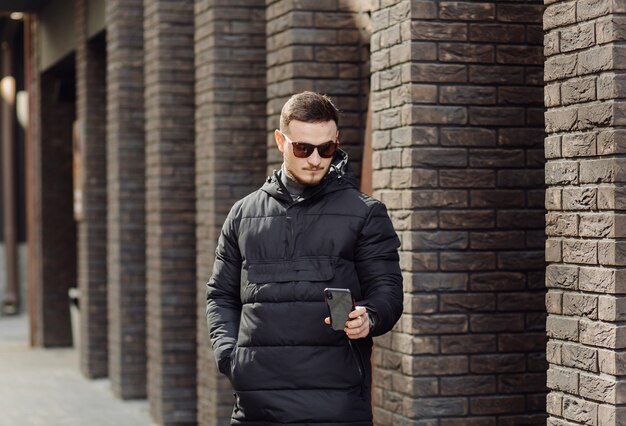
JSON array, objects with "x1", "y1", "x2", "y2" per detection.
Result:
[{"x1": 286, "y1": 166, "x2": 328, "y2": 187}]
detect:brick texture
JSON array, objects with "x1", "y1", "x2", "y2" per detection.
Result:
[
  {"x1": 106, "y1": 0, "x2": 147, "y2": 398},
  {"x1": 265, "y1": 0, "x2": 371, "y2": 174},
  {"x1": 75, "y1": 0, "x2": 108, "y2": 378},
  {"x1": 370, "y1": 0, "x2": 546, "y2": 423},
  {"x1": 144, "y1": 0, "x2": 197, "y2": 423},
  {"x1": 544, "y1": 1, "x2": 626, "y2": 425},
  {"x1": 194, "y1": 0, "x2": 267, "y2": 424},
  {"x1": 32, "y1": 0, "x2": 626, "y2": 424},
  {"x1": 34, "y1": 22, "x2": 77, "y2": 348}
]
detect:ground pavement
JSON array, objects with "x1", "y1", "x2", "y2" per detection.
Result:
[{"x1": 0, "y1": 313, "x2": 153, "y2": 426}]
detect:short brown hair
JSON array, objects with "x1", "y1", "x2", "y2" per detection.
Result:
[{"x1": 279, "y1": 91, "x2": 339, "y2": 133}]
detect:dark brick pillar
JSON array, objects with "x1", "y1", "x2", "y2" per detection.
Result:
[
  {"x1": 30, "y1": 14, "x2": 77, "y2": 346},
  {"x1": 265, "y1": 0, "x2": 371, "y2": 173},
  {"x1": 544, "y1": 2, "x2": 626, "y2": 424},
  {"x1": 106, "y1": 0, "x2": 147, "y2": 398},
  {"x1": 194, "y1": 1, "x2": 267, "y2": 424},
  {"x1": 370, "y1": 0, "x2": 546, "y2": 424},
  {"x1": 76, "y1": 0, "x2": 108, "y2": 378},
  {"x1": 144, "y1": 0, "x2": 197, "y2": 423}
]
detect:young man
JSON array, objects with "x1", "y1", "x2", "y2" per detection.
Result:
[{"x1": 206, "y1": 91, "x2": 403, "y2": 424}]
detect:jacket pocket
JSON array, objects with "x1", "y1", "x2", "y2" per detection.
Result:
[
  {"x1": 247, "y1": 258, "x2": 335, "y2": 283},
  {"x1": 228, "y1": 345, "x2": 238, "y2": 383},
  {"x1": 349, "y1": 341, "x2": 365, "y2": 379},
  {"x1": 349, "y1": 340, "x2": 367, "y2": 395}
]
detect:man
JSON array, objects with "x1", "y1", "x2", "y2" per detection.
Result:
[{"x1": 206, "y1": 91, "x2": 403, "y2": 424}]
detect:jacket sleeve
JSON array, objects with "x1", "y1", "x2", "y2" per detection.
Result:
[
  {"x1": 355, "y1": 201, "x2": 403, "y2": 337},
  {"x1": 206, "y1": 203, "x2": 243, "y2": 377}
]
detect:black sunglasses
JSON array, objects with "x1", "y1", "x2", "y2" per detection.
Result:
[{"x1": 280, "y1": 131, "x2": 338, "y2": 159}]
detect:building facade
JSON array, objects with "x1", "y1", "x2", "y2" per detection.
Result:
[{"x1": 0, "y1": 0, "x2": 623, "y2": 425}]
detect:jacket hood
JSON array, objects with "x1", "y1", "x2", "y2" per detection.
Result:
[{"x1": 261, "y1": 148, "x2": 359, "y2": 201}]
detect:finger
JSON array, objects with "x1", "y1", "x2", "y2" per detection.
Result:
[
  {"x1": 348, "y1": 306, "x2": 365, "y2": 319},
  {"x1": 346, "y1": 326, "x2": 368, "y2": 339},
  {"x1": 346, "y1": 315, "x2": 364, "y2": 329},
  {"x1": 346, "y1": 328, "x2": 364, "y2": 336},
  {"x1": 324, "y1": 317, "x2": 330, "y2": 324},
  {"x1": 348, "y1": 306, "x2": 366, "y2": 319},
  {"x1": 345, "y1": 321, "x2": 367, "y2": 336},
  {"x1": 345, "y1": 316, "x2": 370, "y2": 338}
]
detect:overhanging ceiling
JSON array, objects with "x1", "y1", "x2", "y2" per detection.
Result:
[{"x1": 0, "y1": 0, "x2": 50, "y2": 12}]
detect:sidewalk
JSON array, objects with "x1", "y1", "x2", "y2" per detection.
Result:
[{"x1": 0, "y1": 313, "x2": 153, "y2": 426}]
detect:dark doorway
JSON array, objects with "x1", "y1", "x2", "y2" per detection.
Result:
[{"x1": 37, "y1": 52, "x2": 76, "y2": 346}]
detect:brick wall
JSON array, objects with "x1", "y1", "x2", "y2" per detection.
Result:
[
  {"x1": 144, "y1": 0, "x2": 197, "y2": 423},
  {"x1": 544, "y1": 1, "x2": 626, "y2": 424},
  {"x1": 370, "y1": 0, "x2": 546, "y2": 423},
  {"x1": 75, "y1": 0, "x2": 108, "y2": 378},
  {"x1": 106, "y1": 0, "x2": 147, "y2": 398},
  {"x1": 265, "y1": 0, "x2": 371, "y2": 174},
  {"x1": 194, "y1": 0, "x2": 267, "y2": 424}
]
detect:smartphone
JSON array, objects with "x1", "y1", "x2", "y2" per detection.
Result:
[{"x1": 324, "y1": 288, "x2": 355, "y2": 331}]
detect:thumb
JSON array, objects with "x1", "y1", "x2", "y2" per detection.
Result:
[{"x1": 349, "y1": 306, "x2": 366, "y2": 319}]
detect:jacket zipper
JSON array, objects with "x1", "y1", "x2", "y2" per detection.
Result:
[{"x1": 285, "y1": 213, "x2": 292, "y2": 259}]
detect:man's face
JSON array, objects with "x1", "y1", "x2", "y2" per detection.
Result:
[{"x1": 275, "y1": 120, "x2": 339, "y2": 187}]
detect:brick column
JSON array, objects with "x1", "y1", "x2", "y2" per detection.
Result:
[
  {"x1": 265, "y1": 0, "x2": 371, "y2": 173},
  {"x1": 106, "y1": 0, "x2": 147, "y2": 398},
  {"x1": 28, "y1": 15, "x2": 77, "y2": 347},
  {"x1": 194, "y1": 1, "x2": 267, "y2": 424},
  {"x1": 144, "y1": 0, "x2": 197, "y2": 423},
  {"x1": 75, "y1": 0, "x2": 108, "y2": 378},
  {"x1": 371, "y1": 0, "x2": 546, "y2": 423},
  {"x1": 544, "y1": 2, "x2": 626, "y2": 424}
]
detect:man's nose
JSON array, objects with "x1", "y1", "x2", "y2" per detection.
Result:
[{"x1": 308, "y1": 148, "x2": 322, "y2": 166}]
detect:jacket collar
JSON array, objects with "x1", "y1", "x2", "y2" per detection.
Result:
[{"x1": 261, "y1": 149, "x2": 357, "y2": 202}]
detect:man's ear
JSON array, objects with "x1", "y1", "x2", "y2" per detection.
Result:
[{"x1": 275, "y1": 129, "x2": 285, "y2": 153}]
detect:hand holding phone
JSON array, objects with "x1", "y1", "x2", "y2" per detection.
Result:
[{"x1": 324, "y1": 288, "x2": 355, "y2": 331}]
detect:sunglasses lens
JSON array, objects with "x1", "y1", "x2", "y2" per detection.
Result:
[
  {"x1": 292, "y1": 143, "x2": 313, "y2": 158},
  {"x1": 290, "y1": 140, "x2": 338, "y2": 158},
  {"x1": 317, "y1": 142, "x2": 337, "y2": 158}
]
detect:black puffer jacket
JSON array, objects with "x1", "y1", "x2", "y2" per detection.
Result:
[{"x1": 206, "y1": 151, "x2": 403, "y2": 425}]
